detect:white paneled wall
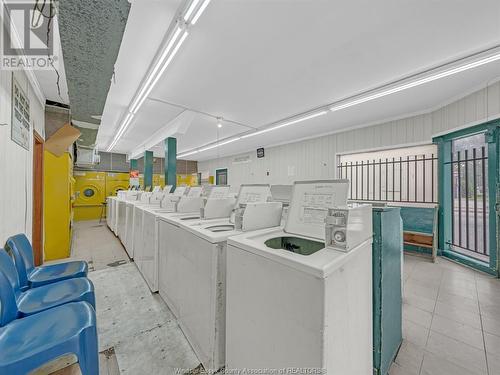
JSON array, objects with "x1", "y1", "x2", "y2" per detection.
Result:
[
  {"x1": 199, "y1": 81, "x2": 500, "y2": 187},
  {"x1": 0, "y1": 70, "x2": 45, "y2": 245}
]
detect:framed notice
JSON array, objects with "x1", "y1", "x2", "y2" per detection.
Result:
[{"x1": 11, "y1": 75, "x2": 31, "y2": 150}]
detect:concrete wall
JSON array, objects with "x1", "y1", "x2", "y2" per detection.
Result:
[{"x1": 199, "y1": 81, "x2": 500, "y2": 187}]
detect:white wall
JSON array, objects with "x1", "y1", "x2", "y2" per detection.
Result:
[
  {"x1": 0, "y1": 70, "x2": 45, "y2": 245},
  {"x1": 199, "y1": 81, "x2": 500, "y2": 187}
]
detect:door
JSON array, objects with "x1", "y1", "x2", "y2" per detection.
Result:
[
  {"x1": 436, "y1": 122, "x2": 499, "y2": 276},
  {"x1": 215, "y1": 168, "x2": 227, "y2": 185},
  {"x1": 32, "y1": 132, "x2": 44, "y2": 266}
]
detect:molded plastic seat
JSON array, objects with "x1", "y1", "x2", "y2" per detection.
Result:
[
  {"x1": 0, "y1": 249, "x2": 95, "y2": 317},
  {"x1": 5, "y1": 234, "x2": 88, "y2": 290},
  {"x1": 0, "y1": 301, "x2": 98, "y2": 375}
]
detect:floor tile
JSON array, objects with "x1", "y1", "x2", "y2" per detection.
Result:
[
  {"x1": 403, "y1": 291, "x2": 436, "y2": 313},
  {"x1": 430, "y1": 314, "x2": 484, "y2": 350},
  {"x1": 420, "y1": 351, "x2": 485, "y2": 375},
  {"x1": 433, "y1": 301, "x2": 482, "y2": 329},
  {"x1": 437, "y1": 290, "x2": 480, "y2": 315},
  {"x1": 389, "y1": 362, "x2": 418, "y2": 375},
  {"x1": 425, "y1": 331, "x2": 487, "y2": 374},
  {"x1": 403, "y1": 319, "x2": 430, "y2": 348},
  {"x1": 393, "y1": 341, "x2": 423, "y2": 374},
  {"x1": 484, "y1": 331, "x2": 500, "y2": 356},
  {"x1": 403, "y1": 304, "x2": 433, "y2": 328},
  {"x1": 482, "y1": 314, "x2": 500, "y2": 337}
]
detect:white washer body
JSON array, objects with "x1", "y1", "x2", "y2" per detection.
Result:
[
  {"x1": 157, "y1": 200, "x2": 282, "y2": 371},
  {"x1": 106, "y1": 197, "x2": 115, "y2": 231},
  {"x1": 225, "y1": 228, "x2": 372, "y2": 374}
]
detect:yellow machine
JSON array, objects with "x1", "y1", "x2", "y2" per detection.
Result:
[
  {"x1": 105, "y1": 172, "x2": 129, "y2": 197},
  {"x1": 44, "y1": 151, "x2": 73, "y2": 260},
  {"x1": 73, "y1": 171, "x2": 106, "y2": 221}
]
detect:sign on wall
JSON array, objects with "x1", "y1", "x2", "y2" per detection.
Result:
[
  {"x1": 257, "y1": 147, "x2": 265, "y2": 158},
  {"x1": 11, "y1": 76, "x2": 30, "y2": 150}
]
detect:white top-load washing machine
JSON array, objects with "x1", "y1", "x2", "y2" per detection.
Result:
[
  {"x1": 225, "y1": 180, "x2": 373, "y2": 374},
  {"x1": 136, "y1": 186, "x2": 204, "y2": 292},
  {"x1": 116, "y1": 190, "x2": 141, "y2": 237},
  {"x1": 157, "y1": 184, "x2": 284, "y2": 371},
  {"x1": 123, "y1": 190, "x2": 167, "y2": 258}
]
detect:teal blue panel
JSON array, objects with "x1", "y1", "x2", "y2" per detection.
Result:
[
  {"x1": 130, "y1": 159, "x2": 138, "y2": 170},
  {"x1": 400, "y1": 207, "x2": 435, "y2": 234},
  {"x1": 372, "y1": 207, "x2": 403, "y2": 375},
  {"x1": 144, "y1": 151, "x2": 153, "y2": 188},
  {"x1": 164, "y1": 137, "x2": 177, "y2": 189}
]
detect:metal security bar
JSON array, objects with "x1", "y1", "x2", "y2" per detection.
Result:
[
  {"x1": 446, "y1": 146, "x2": 489, "y2": 260},
  {"x1": 338, "y1": 154, "x2": 438, "y2": 203}
]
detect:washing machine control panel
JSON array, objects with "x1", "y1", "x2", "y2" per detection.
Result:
[{"x1": 325, "y1": 205, "x2": 372, "y2": 252}]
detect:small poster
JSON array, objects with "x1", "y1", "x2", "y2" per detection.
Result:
[
  {"x1": 11, "y1": 76, "x2": 30, "y2": 150},
  {"x1": 257, "y1": 147, "x2": 265, "y2": 158},
  {"x1": 130, "y1": 170, "x2": 140, "y2": 187}
]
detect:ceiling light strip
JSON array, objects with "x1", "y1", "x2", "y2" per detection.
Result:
[
  {"x1": 191, "y1": 0, "x2": 211, "y2": 24},
  {"x1": 184, "y1": 0, "x2": 202, "y2": 21},
  {"x1": 177, "y1": 46, "x2": 500, "y2": 158},
  {"x1": 129, "y1": 26, "x2": 182, "y2": 114},
  {"x1": 107, "y1": 0, "x2": 213, "y2": 152}
]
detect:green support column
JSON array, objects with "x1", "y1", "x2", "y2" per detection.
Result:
[
  {"x1": 144, "y1": 151, "x2": 153, "y2": 188},
  {"x1": 130, "y1": 159, "x2": 138, "y2": 171},
  {"x1": 164, "y1": 137, "x2": 177, "y2": 190}
]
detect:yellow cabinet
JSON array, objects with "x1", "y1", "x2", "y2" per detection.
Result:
[{"x1": 44, "y1": 151, "x2": 73, "y2": 260}]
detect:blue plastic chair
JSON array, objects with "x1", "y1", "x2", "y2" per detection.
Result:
[
  {"x1": 0, "y1": 267, "x2": 99, "y2": 374},
  {"x1": 5, "y1": 234, "x2": 88, "y2": 290},
  {"x1": 0, "y1": 249, "x2": 95, "y2": 317}
]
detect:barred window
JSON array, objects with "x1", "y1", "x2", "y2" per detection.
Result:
[{"x1": 337, "y1": 144, "x2": 438, "y2": 204}]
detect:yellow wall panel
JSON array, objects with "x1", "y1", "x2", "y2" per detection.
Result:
[{"x1": 44, "y1": 151, "x2": 72, "y2": 260}]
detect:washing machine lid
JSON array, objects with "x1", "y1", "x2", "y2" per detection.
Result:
[
  {"x1": 284, "y1": 180, "x2": 349, "y2": 240},
  {"x1": 229, "y1": 184, "x2": 272, "y2": 223},
  {"x1": 204, "y1": 185, "x2": 231, "y2": 199}
]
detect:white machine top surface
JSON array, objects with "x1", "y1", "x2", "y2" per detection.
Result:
[
  {"x1": 229, "y1": 184, "x2": 272, "y2": 223},
  {"x1": 227, "y1": 227, "x2": 371, "y2": 278},
  {"x1": 285, "y1": 180, "x2": 349, "y2": 240}
]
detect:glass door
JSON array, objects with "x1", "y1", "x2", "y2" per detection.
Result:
[{"x1": 436, "y1": 121, "x2": 499, "y2": 276}]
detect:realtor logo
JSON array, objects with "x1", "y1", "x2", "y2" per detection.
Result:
[{"x1": 1, "y1": 1, "x2": 58, "y2": 70}]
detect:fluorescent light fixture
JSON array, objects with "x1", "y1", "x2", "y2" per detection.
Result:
[
  {"x1": 130, "y1": 26, "x2": 182, "y2": 114},
  {"x1": 330, "y1": 50, "x2": 500, "y2": 112},
  {"x1": 184, "y1": 0, "x2": 201, "y2": 21},
  {"x1": 242, "y1": 110, "x2": 327, "y2": 139},
  {"x1": 191, "y1": 0, "x2": 211, "y2": 24},
  {"x1": 107, "y1": 113, "x2": 134, "y2": 151},
  {"x1": 178, "y1": 150, "x2": 199, "y2": 158}
]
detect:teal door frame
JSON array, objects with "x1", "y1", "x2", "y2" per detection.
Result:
[
  {"x1": 215, "y1": 168, "x2": 228, "y2": 185},
  {"x1": 434, "y1": 119, "x2": 500, "y2": 276}
]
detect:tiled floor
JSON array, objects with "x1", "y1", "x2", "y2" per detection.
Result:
[
  {"x1": 56, "y1": 220, "x2": 500, "y2": 374},
  {"x1": 392, "y1": 254, "x2": 500, "y2": 375}
]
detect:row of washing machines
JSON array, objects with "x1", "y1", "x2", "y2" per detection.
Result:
[{"x1": 106, "y1": 180, "x2": 381, "y2": 374}]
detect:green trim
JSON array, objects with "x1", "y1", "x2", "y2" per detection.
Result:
[
  {"x1": 441, "y1": 249, "x2": 496, "y2": 276},
  {"x1": 164, "y1": 137, "x2": 177, "y2": 189},
  {"x1": 434, "y1": 119, "x2": 500, "y2": 277},
  {"x1": 404, "y1": 245, "x2": 433, "y2": 256},
  {"x1": 144, "y1": 150, "x2": 153, "y2": 188},
  {"x1": 130, "y1": 159, "x2": 138, "y2": 170}
]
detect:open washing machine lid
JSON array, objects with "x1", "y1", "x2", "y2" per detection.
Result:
[{"x1": 284, "y1": 180, "x2": 349, "y2": 241}]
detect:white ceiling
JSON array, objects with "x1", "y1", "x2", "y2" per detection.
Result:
[{"x1": 97, "y1": 0, "x2": 500, "y2": 160}]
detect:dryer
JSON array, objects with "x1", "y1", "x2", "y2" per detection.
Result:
[{"x1": 73, "y1": 171, "x2": 106, "y2": 221}]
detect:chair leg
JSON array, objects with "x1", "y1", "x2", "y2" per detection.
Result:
[{"x1": 78, "y1": 326, "x2": 99, "y2": 375}]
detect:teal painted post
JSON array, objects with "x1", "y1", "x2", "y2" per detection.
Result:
[
  {"x1": 164, "y1": 137, "x2": 177, "y2": 189},
  {"x1": 486, "y1": 127, "x2": 499, "y2": 276},
  {"x1": 144, "y1": 151, "x2": 153, "y2": 188},
  {"x1": 130, "y1": 159, "x2": 138, "y2": 171}
]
